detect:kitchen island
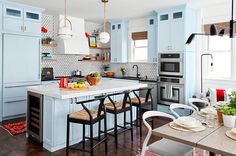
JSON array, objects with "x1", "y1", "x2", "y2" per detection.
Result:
[{"x1": 26, "y1": 78, "x2": 147, "y2": 152}]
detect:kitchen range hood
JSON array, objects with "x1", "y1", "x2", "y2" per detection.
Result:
[{"x1": 56, "y1": 15, "x2": 89, "y2": 54}]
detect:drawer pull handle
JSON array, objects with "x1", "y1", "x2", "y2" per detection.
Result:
[
  {"x1": 5, "y1": 99, "x2": 26, "y2": 103},
  {"x1": 5, "y1": 84, "x2": 38, "y2": 88}
]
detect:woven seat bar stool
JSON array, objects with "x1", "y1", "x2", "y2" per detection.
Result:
[
  {"x1": 129, "y1": 87, "x2": 154, "y2": 137},
  {"x1": 104, "y1": 90, "x2": 133, "y2": 149},
  {"x1": 66, "y1": 95, "x2": 107, "y2": 156}
]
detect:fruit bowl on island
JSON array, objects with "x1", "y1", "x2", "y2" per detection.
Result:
[{"x1": 86, "y1": 71, "x2": 101, "y2": 86}]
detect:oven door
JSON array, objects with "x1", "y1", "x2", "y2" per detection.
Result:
[
  {"x1": 158, "y1": 83, "x2": 184, "y2": 105},
  {"x1": 159, "y1": 60, "x2": 183, "y2": 76}
]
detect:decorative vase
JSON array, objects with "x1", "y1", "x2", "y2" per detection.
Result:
[
  {"x1": 86, "y1": 76, "x2": 101, "y2": 86},
  {"x1": 223, "y1": 114, "x2": 236, "y2": 128},
  {"x1": 217, "y1": 111, "x2": 223, "y2": 123}
]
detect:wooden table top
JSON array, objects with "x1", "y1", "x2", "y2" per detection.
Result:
[
  {"x1": 197, "y1": 126, "x2": 236, "y2": 156},
  {"x1": 152, "y1": 113, "x2": 222, "y2": 147}
]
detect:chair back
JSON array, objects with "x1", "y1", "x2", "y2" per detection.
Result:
[
  {"x1": 141, "y1": 111, "x2": 175, "y2": 156},
  {"x1": 107, "y1": 91, "x2": 131, "y2": 110},
  {"x1": 170, "y1": 103, "x2": 196, "y2": 118},
  {"x1": 132, "y1": 87, "x2": 153, "y2": 104},
  {"x1": 75, "y1": 95, "x2": 107, "y2": 120},
  {"x1": 189, "y1": 98, "x2": 210, "y2": 111}
]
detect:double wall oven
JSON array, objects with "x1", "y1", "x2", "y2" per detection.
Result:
[{"x1": 158, "y1": 53, "x2": 184, "y2": 105}]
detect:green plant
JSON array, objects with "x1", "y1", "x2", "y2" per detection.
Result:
[
  {"x1": 120, "y1": 67, "x2": 127, "y2": 73},
  {"x1": 216, "y1": 104, "x2": 227, "y2": 112},
  {"x1": 88, "y1": 71, "x2": 100, "y2": 77},
  {"x1": 229, "y1": 91, "x2": 236, "y2": 107},
  {"x1": 45, "y1": 37, "x2": 54, "y2": 42},
  {"x1": 222, "y1": 106, "x2": 236, "y2": 115},
  {"x1": 76, "y1": 78, "x2": 86, "y2": 84},
  {"x1": 102, "y1": 64, "x2": 110, "y2": 70}
]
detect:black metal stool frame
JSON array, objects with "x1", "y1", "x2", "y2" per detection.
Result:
[
  {"x1": 66, "y1": 95, "x2": 107, "y2": 156},
  {"x1": 105, "y1": 90, "x2": 133, "y2": 149}
]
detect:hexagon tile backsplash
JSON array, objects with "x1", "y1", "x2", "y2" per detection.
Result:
[{"x1": 41, "y1": 14, "x2": 158, "y2": 80}]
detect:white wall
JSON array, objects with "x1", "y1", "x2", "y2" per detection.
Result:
[
  {"x1": 127, "y1": 18, "x2": 148, "y2": 62},
  {"x1": 196, "y1": 1, "x2": 236, "y2": 93}
]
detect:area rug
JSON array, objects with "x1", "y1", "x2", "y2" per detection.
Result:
[
  {"x1": 0, "y1": 120, "x2": 26, "y2": 136},
  {"x1": 137, "y1": 148, "x2": 210, "y2": 156}
]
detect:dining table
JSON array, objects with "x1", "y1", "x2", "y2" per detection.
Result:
[{"x1": 152, "y1": 113, "x2": 236, "y2": 156}]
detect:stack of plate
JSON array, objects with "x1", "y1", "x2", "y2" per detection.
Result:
[
  {"x1": 200, "y1": 107, "x2": 217, "y2": 116},
  {"x1": 174, "y1": 117, "x2": 202, "y2": 129}
]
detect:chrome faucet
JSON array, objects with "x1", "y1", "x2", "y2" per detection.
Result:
[{"x1": 132, "y1": 65, "x2": 140, "y2": 78}]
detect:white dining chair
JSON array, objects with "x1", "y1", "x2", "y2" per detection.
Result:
[
  {"x1": 189, "y1": 98, "x2": 210, "y2": 111},
  {"x1": 170, "y1": 103, "x2": 197, "y2": 118},
  {"x1": 141, "y1": 111, "x2": 195, "y2": 156}
]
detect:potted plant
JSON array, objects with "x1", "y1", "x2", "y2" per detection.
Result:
[
  {"x1": 222, "y1": 91, "x2": 236, "y2": 127},
  {"x1": 216, "y1": 105, "x2": 225, "y2": 123},
  {"x1": 45, "y1": 37, "x2": 55, "y2": 44},
  {"x1": 102, "y1": 64, "x2": 110, "y2": 71},
  {"x1": 86, "y1": 72, "x2": 101, "y2": 86},
  {"x1": 120, "y1": 67, "x2": 127, "y2": 76}
]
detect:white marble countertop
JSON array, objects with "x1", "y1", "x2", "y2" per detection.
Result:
[{"x1": 27, "y1": 79, "x2": 147, "y2": 99}]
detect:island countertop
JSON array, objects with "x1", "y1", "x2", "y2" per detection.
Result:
[{"x1": 27, "y1": 79, "x2": 147, "y2": 99}]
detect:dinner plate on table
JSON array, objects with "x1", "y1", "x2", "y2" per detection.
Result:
[
  {"x1": 174, "y1": 116, "x2": 202, "y2": 129},
  {"x1": 231, "y1": 128, "x2": 236, "y2": 135}
]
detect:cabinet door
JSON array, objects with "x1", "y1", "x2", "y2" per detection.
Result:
[
  {"x1": 3, "y1": 34, "x2": 40, "y2": 84},
  {"x1": 110, "y1": 24, "x2": 118, "y2": 62},
  {"x1": 158, "y1": 20, "x2": 171, "y2": 52},
  {"x1": 24, "y1": 20, "x2": 41, "y2": 36},
  {"x1": 148, "y1": 18, "x2": 157, "y2": 62},
  {"x1": 116, "y1": 26, "x2": 123, "y2": 62},
  {"x1": 24, "y1": 10, "x2": 41, "y2": 22},
  {"x1": 4, "y1": 6, "x2": 23, "y2": 19},
  {"x1": 170, "y1": 19, "x2": 185, "y2": 52},
  {"x1": 3, "y1": 98, "x2": 27, "y2": 117}
]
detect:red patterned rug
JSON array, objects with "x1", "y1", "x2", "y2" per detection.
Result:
[{"x1": 0, "y1": 120, "x2": 26, "y2": 136}]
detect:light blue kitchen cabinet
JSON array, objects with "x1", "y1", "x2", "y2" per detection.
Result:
[
  {"x1": 3, "y1": 3, "x2": 43, "y2": 36},
  {"x1": 0, "y1": 3, "x2": 2, "y2": 122},
  {"x1": 147, "y1": 13, "x2": 157, "y2": 63},
  {"x1": 110, "y1": 20, "x2": 128, "y2": 63},
  {"x1": 157, "y1": 5, "x2": 196, "y2": 52},
  {"x1": 3, "y1": 34, "x2": 41, "y2": 84}
]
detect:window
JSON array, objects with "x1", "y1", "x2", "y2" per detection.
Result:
[
  {"x1": 205, "y1": 36, "x2": 232, "y2": 79},
  {"x1": 131, "y1": 31, "x2": 148, "y2": 62},
  {"x1": 133, "y1": 39, "x2": 148, "y2": 62}
]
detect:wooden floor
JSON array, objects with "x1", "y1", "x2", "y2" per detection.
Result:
[{"x1": 0, "y1": 117, "x2": 169, "y2": 156}]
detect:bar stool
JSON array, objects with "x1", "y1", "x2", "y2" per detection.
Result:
[
  {"x1": 66, "y1": 96, "x2": 107, "y2": 156},
  {"x1": 129, "y1": 87, "x2": 154, "y2": 137},
  {"x1": 104, "y1": 91, "x2": 133, "y2": 149}
]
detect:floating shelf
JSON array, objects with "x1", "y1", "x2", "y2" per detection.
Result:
[
  {"x1": 89, "y1": 47, "x2": 110, "y2": 50},
  {"x1": 41, "y1": 59, "x2": 57, "y2": 62},
  {"x1": 42, "y1": 43, "x2": 57, "y2": 47}
]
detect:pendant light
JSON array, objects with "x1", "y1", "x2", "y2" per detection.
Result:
[
  {"x1": 98, "y1": 0, "x2": 110, "y2": 44},
  {"x1": 58, "y1": 0, "x2": 73, "y2": 39}
]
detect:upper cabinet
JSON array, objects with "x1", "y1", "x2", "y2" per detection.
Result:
[
  {"x1": 3, "y1": 3, "x2": 43, "y2": 37},
  {"x1": 157, "y1": 5, "x2": 196, "y2": 52},
  {"x1": 110, "y1": 20, "x2": 128, "y2": 63},
  {"x1": 147, "y1": 13, "x2": 157, "y2": 63}
]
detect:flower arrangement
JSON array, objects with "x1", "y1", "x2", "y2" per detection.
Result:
[
  {"x1": 102, "y1": 64, "x2": 110, "y2": 71},
  {"x1": 121, "y1": 67, "x2": 127, "y2": 76}
]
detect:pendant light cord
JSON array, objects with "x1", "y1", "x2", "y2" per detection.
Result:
[
  {"x1": 64, "y1": 0, "x2": 67, "y2": 27},
  {"x1": 103, "y1": 2, "x2": 106, "y2": 32}
]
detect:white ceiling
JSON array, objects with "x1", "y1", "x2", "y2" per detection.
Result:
[{"x1": 9, "y1": 0, "x2": 229, "y2": 23}]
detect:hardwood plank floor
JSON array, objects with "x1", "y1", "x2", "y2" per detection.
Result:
[{"x1": 0, "y1": 117, "x2": 169, "y2": 156}]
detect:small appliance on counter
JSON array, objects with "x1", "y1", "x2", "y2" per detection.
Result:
[{"x1": 41, "y1": 67, "x2": 54, "y2": 81}]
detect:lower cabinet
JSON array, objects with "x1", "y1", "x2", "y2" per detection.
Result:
[{"x1": 3, "y1": 98, "x2": 27, "y2": 117}]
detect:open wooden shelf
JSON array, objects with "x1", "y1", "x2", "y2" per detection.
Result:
[
  {"x1": 41, "y1": 59, "x2": 57, "y2": 62},
  {"x1": 42, "y1": 43, "x2": 57, "y2": 47},
  {"x1": 89, "y1": 47, "x2": 110, "y2": 50}
]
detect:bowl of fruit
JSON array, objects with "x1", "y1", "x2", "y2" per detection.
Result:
[{"x1": 86, "y1": 72, "x2": 101, "y2": 86}]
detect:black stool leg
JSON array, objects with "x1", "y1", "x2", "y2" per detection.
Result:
[
  {"x1": 90, "y1": 124, "x2": 94, "y2": 156},
  {"x1": 139, "y1": 106, "x2": 142, "y2": 137},
  {"x1": 98, "y1": 120, "x2": 101, "y2": 141},
  {"x1": 114, "y1": 113, "x2": 118, "y2": 149},
  {"x1": 130, "y1": 107, "x2": 133, "y2": 141},
  {"x1": 104, "y1": 117, "x2": 108, "y2": 154},
  {"x1": 124, "y1": 112, "x2": 126, "y2": 129},
  {"x1": 66, "y1": 116, "x2": 70, "y2": 156},
  {"x1": 136, "y1": 107, "x2": 139, "y2": 125},
  {"x1": 82, "y1": 124, "x2": 85, "y2": 149}
]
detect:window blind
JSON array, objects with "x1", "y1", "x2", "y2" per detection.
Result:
[{"x1": 132, "y1": 31, "x2": 148, "y2": 40}]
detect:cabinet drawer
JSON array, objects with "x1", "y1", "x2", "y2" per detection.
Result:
[
  {"x1": 3, "y1": 98, "x2": 27, "y2": 117},
  {"x1": 3, "y1": 86, "x2": 28, "y2": 98}
]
